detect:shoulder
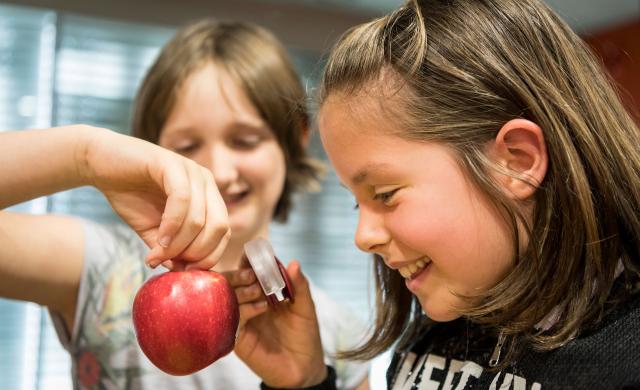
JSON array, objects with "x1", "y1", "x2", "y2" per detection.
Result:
[
  {"x1": 81, "y1": 220, "x2": 147, "y2": 268},
  {"x1": 517, "y1": 293, "x2": 640, "y2": 387},
  {"x1": 81, "y1": 220, "x2": 144, "y2": 251}
]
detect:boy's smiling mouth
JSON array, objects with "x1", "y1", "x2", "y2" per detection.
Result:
[{"x1": 221, "y1": 189, "x2": 250, "y2": 207}]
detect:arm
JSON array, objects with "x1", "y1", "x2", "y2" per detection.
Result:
[
  {"x1": 1, "y1": 125, "x2": 230, "y2": 268},
  {"x1": 0, "y1": 125, "x2": 230, "y2": 326},
  {"x1": 0, "y1": 212, "x2": 83, "y2": 329},
  {"x1": 0, "y1": 125, "x2": 92, "y2": 208}
]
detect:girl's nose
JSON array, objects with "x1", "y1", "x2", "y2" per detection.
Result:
[
  {"x1": 354, "y1": 207, "x2": 389, "y2": 254},
  {"x1": 210, "y1": 146, "x2": 239, "y2": 189}
]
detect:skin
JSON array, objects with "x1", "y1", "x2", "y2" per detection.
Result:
[
  {"x1": 236, "y1": 83, "x2": 546, "y2": 389},
  {"x1": 0, "y1": 62, "x2": 371, "y2": 390},
  {"x1": 158, "y1": 62, "x2": 286, "y2": 272},
  {"x1": 0, "y1": 125, "x2": 230, "y2": 329},
  {"x1": 159, "y1": 62, "x2": 369, "y2": 389},
  {"x1": 318, "y1": 94, "x2": 517, "y2": 322}
]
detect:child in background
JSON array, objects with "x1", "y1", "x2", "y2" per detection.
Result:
[
  {"x1": 233, "y1": 0, "x2": 640, "y2": 388},
  {"x1": 0, "y1": 20, "x2": 369, "y2": 389}
]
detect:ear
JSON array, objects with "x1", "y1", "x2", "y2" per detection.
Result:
[{"x1": 488, "y1": 119, "x2": 548, "y2": 200}]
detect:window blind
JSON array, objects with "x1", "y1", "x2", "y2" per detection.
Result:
[
  {"x1": 0, "y1": 4, "x2": 61, "y2": 390},
  {"x1": 48, "y1": 14, "x2": 174, "y2": 224}
]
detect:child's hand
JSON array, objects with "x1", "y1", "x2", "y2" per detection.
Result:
[
  {"x1": 225, "y1": 261, "x2": 328, "y2": 388},
  {"x1": 83, "y1": 128, "x2": 230, "y2": 270}
]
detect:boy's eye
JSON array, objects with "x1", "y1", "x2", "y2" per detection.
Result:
[
  {"x1": 174, "y1": 141, "x2": 199, "y2": 155},
  {"x1": 232, "y1": 135, "x2": 261, "y2": 149},
  {"x1": 373, "y1": 189, "x2": 399, "y2": 205}
]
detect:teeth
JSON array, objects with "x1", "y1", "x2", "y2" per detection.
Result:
[
  {"x1": 398, "y1": 258, "x2": 430, "y2": 279},
  {"x1": 399, "y1": 268, "x2": 412, "y2": 278}
]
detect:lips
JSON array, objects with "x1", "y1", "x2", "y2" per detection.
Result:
[
  {"x1": 397, "y1": 257, "x2": 431, "y2": 280},
  {"x1": 222, "y1": 190, "x2": 249, "y2": 206}
]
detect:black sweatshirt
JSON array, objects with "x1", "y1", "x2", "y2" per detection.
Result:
[{"x1": 386, "y1": 293, "x2": 640, "y2": 389}]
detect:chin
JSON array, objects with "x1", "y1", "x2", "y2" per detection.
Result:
[
  {"x1": 228, "y1": 219, "x2": 264, "y2": 242},
  {"x1": 420, "y1": 301, "x2": 463, "y2": 322}
]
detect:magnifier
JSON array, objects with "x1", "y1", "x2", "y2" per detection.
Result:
[{"x1": 244, "y1": 238, "x2": 294, "y2": 305}]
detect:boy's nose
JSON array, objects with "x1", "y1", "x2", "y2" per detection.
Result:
[
  {"x1": 354, "y1": 207, "x2": 389, "y2": 254},
  {"x1": 210, "y1": 146, "x2": 239, "y2": 189}
]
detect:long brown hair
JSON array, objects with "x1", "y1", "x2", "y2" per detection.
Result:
[
  {"x1": 133, "y1": 20, "x2": 322, "y2": 221},
  {"x1": 321, "y1": 0, "x2": 640, "y2": 366}
]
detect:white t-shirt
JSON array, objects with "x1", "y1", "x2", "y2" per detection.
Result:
[{"x1": 51, "y1": 221, "x2": 370, "y2": 389}]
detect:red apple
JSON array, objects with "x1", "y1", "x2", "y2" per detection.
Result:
[{"x1": 132, "y1": 269, "x2": 239, "y2": 376}]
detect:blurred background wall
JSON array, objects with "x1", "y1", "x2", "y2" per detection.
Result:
[{"x1": 0, "y1": 1, "x2": 638, "y2": 389}]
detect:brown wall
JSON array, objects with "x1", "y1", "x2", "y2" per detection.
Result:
[{"x1": 585, "y1": 19, "x2": 640, "y2": 124}]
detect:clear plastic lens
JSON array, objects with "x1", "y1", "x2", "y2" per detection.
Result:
[{"x1": 244, "y1": 238, "x2": 286, "y2": 301}]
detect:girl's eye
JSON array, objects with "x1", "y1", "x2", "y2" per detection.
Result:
[
  {"x1": 353, "y1": 202, "x2": 359, "y2": 210},
  {"x1": 373, "y1": 189, "x2": 399, "y2": 205}
]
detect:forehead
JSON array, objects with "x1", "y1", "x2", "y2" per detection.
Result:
[
  {"x1": 319, "y1": 95, "x2": 417, "y2": 184},
  {"x1": 163, "y1": 62, "x2": 265, "y2": 134},
  {"x1": 179, "y1": 63, "x2": 258, "y2": 116}
]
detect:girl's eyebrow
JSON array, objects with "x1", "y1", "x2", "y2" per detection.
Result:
[{"x1": 351, "y1": 163, "x2": 394, "y2": 185}]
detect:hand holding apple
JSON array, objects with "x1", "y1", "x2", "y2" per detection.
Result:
[{"x1": 132, "y1": 270, "x2": 239, "y2": 375}]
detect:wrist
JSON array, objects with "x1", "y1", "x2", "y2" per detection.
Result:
[
  {"x1": 260, "y1": 365, "x2": 337, "y2": 390},
  {"x1": 73, "y1": 125, "x2": 104, "y2": 187}
]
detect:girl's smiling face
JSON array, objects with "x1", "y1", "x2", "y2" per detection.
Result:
[
  {"x1": 318, "y1": 95, "x2": 515, "y2": 321},
  {"x1": 159, "y1": 62, "x2": 286, "y2": 244}
]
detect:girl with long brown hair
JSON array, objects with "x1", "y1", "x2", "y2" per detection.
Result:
[{"x1": 234, "y1": 1, "x2": 640, "y2": 388}]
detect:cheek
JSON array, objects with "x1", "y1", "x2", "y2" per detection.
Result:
[
  {"x1": 385, "y1": 191, "x2": 463, "y2": 253},
  {"x1": 241, "y1": 146, "x2": 286, "y2": 195},
  {"x1": 387, "y1": 191, "x2": 514, "y2": 290}
]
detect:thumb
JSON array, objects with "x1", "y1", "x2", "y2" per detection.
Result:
[{"x1": 285, "y1": 260, "x2": 317, "y2": 318}]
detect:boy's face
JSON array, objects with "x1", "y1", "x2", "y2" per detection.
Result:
[
  {"x1": 159, "y1": 63, "x2": 286, "y2": 246},
  {"x1": 318, "y1": 95, "x2": 515, "y2": 322}
]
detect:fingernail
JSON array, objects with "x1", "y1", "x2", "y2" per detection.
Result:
[
  {"x1": 145, "y1": 258, "x2": 158, "y2": 269},
  {"x1": 159, "y1": 236, "x2": 171, "y2": 248}
]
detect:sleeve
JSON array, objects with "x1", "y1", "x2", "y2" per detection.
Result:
[
  {"x1": 49, "y1": 220, "x2": 149, "y2": 354},
  {"x1": 309, "y1": 283, "x2": 371, "y2": 390}
]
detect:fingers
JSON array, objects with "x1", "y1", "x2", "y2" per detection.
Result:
[
  {"x1": 285, "y1": 260, "x2": 317, "y2": 318},
  {"x1": 184, "y1": 170, "x2": 231, "y2": 270},
  {"x1": 224, "y1": 268, "x2": 265, "y2": 305},
  {"x1": 223, "y1": 268, "x2": 268, "y2": 327},
  {"x1": 222, "y1": 268, "x2": 257, "y2": 287},
  {"x1": 155, "y1": 161, "x2": 191, "y2": 248},
  {"x1": 236, "y1": 283, "x2": 263, "y2": 304},
  {"x1": 238, "y1": 300, "x2": 269, "y2": 328},
  {"x1": 151, "y1": 163, "x2": 206, "y2": 261},
  {"x1": 147, "y1": 161, "x2": 229, "y2": 268}
]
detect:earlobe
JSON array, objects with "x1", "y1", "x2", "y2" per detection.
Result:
[{"x1": 490, "y1": 119, "x2": 548, "y2": 200}]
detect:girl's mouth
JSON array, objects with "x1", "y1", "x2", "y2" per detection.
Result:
[
  {"x1": 398, "y1": 257, "x2": 431, "y2": 280},
  {"x1": 404, "y1": 261, "x2": 431, "y2": 292}
]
